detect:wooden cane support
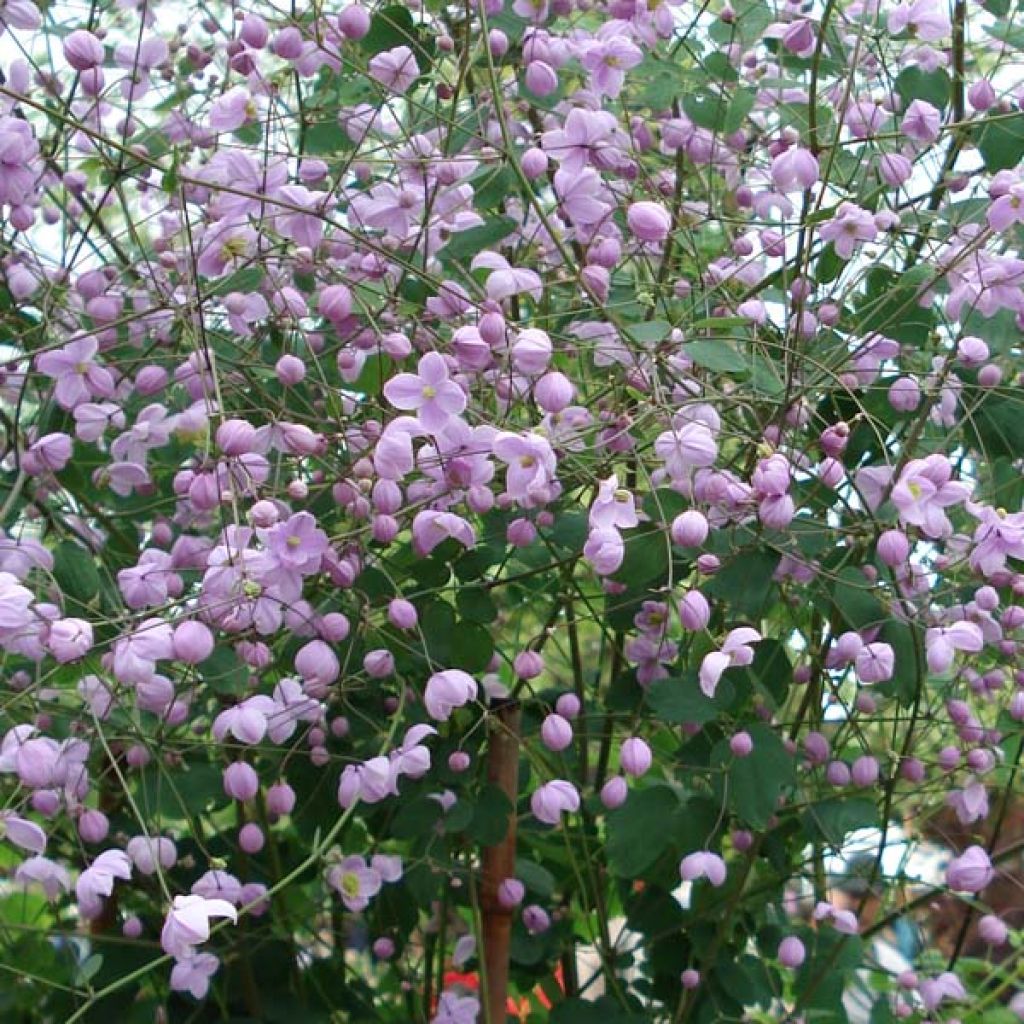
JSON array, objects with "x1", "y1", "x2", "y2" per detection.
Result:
[{"x1": 480, "y1": 698, "x2": 521, "y2": 1024}]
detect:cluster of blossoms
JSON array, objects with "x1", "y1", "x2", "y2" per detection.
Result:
[{"x1": 0, "y1": 0, "x2": 1023, "y2": 1019}]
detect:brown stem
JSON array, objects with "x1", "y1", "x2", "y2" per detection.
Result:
[{"x1": 480, "y1": 698, "x2": 521, "y2": 1024}]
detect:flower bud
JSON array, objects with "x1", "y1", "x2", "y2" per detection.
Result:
[
  {"x1": 555, "y1": 693, "x2": 581, "y2": 719},
  {"x1": 498, "y1": 877, "x2": 525, "y2": 908},
  {"x1": 778, "y1": 936, "x2": 806, "y2": 968},
  {"x1": 267, "y1": 781, "x2": 296, "y2": 816},
  {"x1": 877, "y1": 529, "x2": 910, "y2": 566},
  {"x1": 239, "y1": 823, "x2": 264, "y2": 854},
  {"x1": 978, "y1": 914, "x2": 1008, "y2": 945},
  {"x1": 671, "y1": 510, "x2": 709, "y2": 547},
  {"x1": 600, "y1": 775, "x2": 628, "y2": 809},
  {"x1": 173, "y1": 621, "x2": 215, "y2": 664},
  {"x1": 540, "y1": 714, "x2": 573, "y2": 752},
  {"x1": 224, "y1": 762, "x2": 259, "y2": 802},
  {"x1": 729, "y1": 731, "x2": 753, "y2": 758},
  {"x1": 627, "y1": 201, "x2": 672, "y2": 243},
  {"x1": 64, "y1": 30, "x2": 105, "y2": 71},
  {"x1": 620, "y1": 737, "x2": 652, "y2": 777}
]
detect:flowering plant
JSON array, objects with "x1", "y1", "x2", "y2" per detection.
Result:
[{"x1": 0, "y1": 0, "x2": 1023, "y2": 1020}]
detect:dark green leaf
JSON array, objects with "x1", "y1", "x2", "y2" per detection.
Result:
[
  {"x1": 830, "y1": 566, "x2": 885, "y2": 630},
  {"x1": 646, "y1": 674, "x2": 732, "y2": 725},
  {"x1": 976, "y1": 112, "x2": 1024, "y2": 172},
  {"x1": 682, "y1": 340, "x2": 747, "y2": 373},
  {"x1": 52, "y1": 541, "x2": 101, "y2": 607},
  {"x1": 303, "y1": 120, "x2": 350, "y2": 155},
  {"x1": 712, "y1": 724, "x2": 796, "y2": 829},
  {"x1": 207, "y1": 266, "x2": 263, "y2": 295},
  {"x1": 607, "y1": 785, "x2": 682, "y2": 877},
  {"x1": 437, "y1": 216, "x2": 517, "y2": 263},
  {"x1": 801, "y1": 797, "x2": 880, "y2": 846},
  {"x1": 199, "y1": 646, "x2": 249, "y2": 696},
  {"x1": 895, "y1": 67, "x2": 951, "y2": 110}
]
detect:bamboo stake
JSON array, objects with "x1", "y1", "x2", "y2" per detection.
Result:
[{"x1": 480, "y1": 698, "x2": 521, "y2": 1024}]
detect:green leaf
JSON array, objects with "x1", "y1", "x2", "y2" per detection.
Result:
[
  {"x1": 551, "y1": 998, "x2": 650, "y2": 1024},
  {"x1": 613, "y1": 524, "x2": 671, "y2": 587},
  {"x1": 469, "y1": 785, "x2": 513, "y2": 844},
  {"x1": 963, "y1": 388, "x2": 1024, "y2": 460},
  {"x1": 606, "y1": 785, "x2": 682, "y2": 877},
  {"x1": 705, "y1": 548, "x2": 779, "y2": 618},
  {"x1": 391, "y1": 796, "x2": 443, "y2": 839},
  {"x1": 626, "y1": 320, "x2": 673, "y2": 345},
  {"x1": 744, "y1": 637, "x2": 792, "y2": 705},
  {"x1": 857, "y1": 266, "x2": 936, "y2": 344},
  {"x1": 713, "y1": 724, "x2": 796, "y2": 829},
  {"x1": 723, "y1": 88, "x2": 757, "y2": 133},
  {"x1": 683, "y1": 89, "x2": 730, "y2": 130},
  {"x1": 830, "y1": 566, "x2": 885, "y2": 630},
  {"x1": 471, "y1": 165, "x2": 518, "y2": 209},
  {"x1": 646, "y1": 673, "x2": 733, "y2": 725},
  {"x1": 437, "y1": 216, "x2": 517, "y2": 263},
  {"x1": 303, "y1": 121, "x2": 350, "y2": 155},
  {"x1": 207, "y1": 266, "x2": 263, "y2": 296},
  {"x1": 455, "y1": 585, "x2": 498, "y2": 624},
  {"x1": 52, "y1": 541, "x2": 101, "y2": 608},
  {"x1": 515, "y1": 858, "x2": 556, "y2": 899},
  {"x1": 450, "y1": 621, "x2": 494, "y2": 673},
  {"x1": 801, "y1": 797, "x2": 880, "y2": 846},
  {"x1": 682, "y1": 340, "x2": 747, "y2": 373},
  {"x1": 361, "y1": 5, "x2": 419, "y2": 56},
  {"x1": 199, "y1": 646, "x2": 249, "y2": 696},
  {"x1": 879, "y1": 619, "x2": 924, "y2": 706},
  {"x1": 894, "y1": 67, "x2": 951, "y2": 110},
  {"x1": 976, "y1": 112, "x2": 1024, "y2": 172}
]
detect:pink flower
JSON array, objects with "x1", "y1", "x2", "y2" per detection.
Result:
[
  {"x1": 987, "y1": 182, "x2": 1024, "y2": 232},
  {"x1": 589, "y1": 474, "x2": 639, "y2": 531},
  {"x1": 771, "y1": 148, "x2": 819, "y2": 192},
  {"x1": 15, "y1": 856, "x2": 70, "y2": 899},
  {"x1": 819, "y1": 202, "x2": 877, "y2": 259},
  {"x1": 492, "y1": 431, "x2": 558, "y2": 506},
  {"x1": 919, "y1": 972, "x2": 966, "y2": 1011},
  {"x1": 655, "y1": 422, "x2": 718, "y2": 479},
  {"x1": 580, "y1": 34, "x2": 643, "y2": 97},
  {"x1": 554, "y1": 168, "x2": 610, "y2": 226},
  {"x1": 584, "y1": 526, "x2": 625, "y2": 575},
  {"x1": 161, "y1": 893, "x2": 238, "y2": 957},
  {"x1": 530, "y1": 779, "x2": 580, "y2": 825},
  {"x1": 627, "y1": 201, "x2": 672, "y2": 242},
  {"x1": 891, "y1": 454, "x2": 971, "y2": 538},
  {"x1": 1, "y1": 812, "x2": 46, "y2": 853},
  {"x1": 699, "y1": 627, "x2": 761, "y2": 698},
  {"x1": 887, "y1": 0, "x2": 951, "y2": 40},
  {"x1": 63, "y1": 29, "x2": 104, "y2": 71},
  {"x1": 209, "y1": 86, "x2": 254, "y2": 132},
  {"x1": 327, "y1": 855, "x2": 383, "y2": 912},
  {"x1": 35, "y1": 338, "x2": 115, "y2": 410},
  {"x1": 855, "y1": 642, "x2": 895, "y2": 684},
  {"x1": 126, "y1": 835, "x2": 177, "y2": 875},
  {"x1": 946, "y1": 845, "x2": 994, "y2": 892},
  {"x1": 679, "y1": 851, "x2": 727, "y2": 887},
  {"x1": 411, "y1": 509, "x2": 476, "y2": 555},
  {"x1": 170, "y1": 952, "x2": 221, "y2": 1000},
  {"x1": 369, "y1": 45, "x2": 419, "y2": 93},
  {"x1": 946, "y1": 780, "x2": 989, "y2": 825},
  {"x1": 76, "y1": 849, "x2": 132, "y2": 916},
  {"x1": 541, "y1": 108, "x2": 621, "y2": 174},
  {"x1": 925, "y1": 621, "x2": 983, "y2": 673},
  {"x1": 383, "y1": 352, "x2": 466, "y2": 432},
  {"x1": 901, "y1": 99, "x2": 942, "y2": 143},
  {"x1": 424, "y1": 669, "x2": 478, "y2": 721}
]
